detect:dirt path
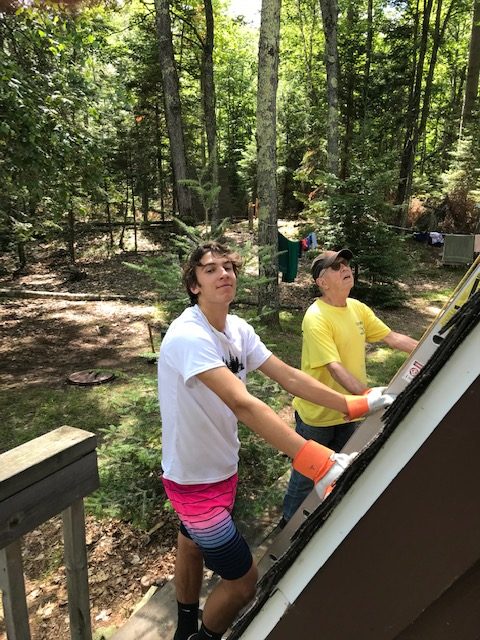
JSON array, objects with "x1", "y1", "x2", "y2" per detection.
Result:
[
  {"x1": 1, "y1": 297, "x2": 158, "y2": 388},
  {"x1": 0, "y1": 249, "x2": 162, "y2": 389}
]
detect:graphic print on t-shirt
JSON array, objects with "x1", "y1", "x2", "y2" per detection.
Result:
[
  {"x1": 355, "y1": 320, "x2": 365, "y2": 335},
  {"x1": 223, "y1": 353, "x2": 245, "y2": 376}
]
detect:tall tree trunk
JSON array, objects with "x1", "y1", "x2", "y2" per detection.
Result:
[
  {"x1": 202, "y1": 0, "x2": 220, "y2": 229},
  {"x1": 119, "y1": 174, "x2": 129, "y2": 250},
  {"x1": 104, "y1": 178, "x2": 114, "y2": 248},
  {"x1": 460, "y1": 0, "x2": 480, "y2": 135},
  {"x1": 319, "y1": 0, "x2": 340, "y2": 177},
  {"x1": 17, "y1": 242, "x2": 26, "y2": 269},
  {"x1": 135, "y1": 117, "x2": 149, "y2": 223},
  {"x1": 361, "y1": 0, "x2": 373, "y2": 126},
  {"x1": 154, "y1": 0, "x2": 192, "y2": 220},
  {"x1": 154, "y1": 99, "x2": 166, "y2": 220},
  {"x1": 296, "y1": 0, "x2": 320, "y2": 104},
  {"x1": 257, "y1": 0, "x2": 281, "y2": 325},
  {"x1": 67, "y1": 199, "x2": 76, "y2": 264},
  {"x1": 417, "y1": 0, "x2": 454, "y2": 142},
  {"x1": 395, "y1": 0, "x2": 434, "y2": 211},
  {"x1": 406, "y1": 0, "x2": 421, "y2": 120},
  {"x1": 396, "y1": 0, "x2": 453, "y2": 225},
  {"x1": 441, "y1": 63, "x2": 466, "y2": 169},
  {"x1": 340, "y1": 0, "x2": 356, "y2": 180},
  {"x1": 132, "y1": 173, "x2": 138, "y2": 253}
]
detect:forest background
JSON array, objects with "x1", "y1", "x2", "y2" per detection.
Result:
[
  {"x1": 2, "y1": 0, "x2": 480, "y2": 311},
  {"x1": 1, "y1": 0, "x2": 480, "y2": 636}
]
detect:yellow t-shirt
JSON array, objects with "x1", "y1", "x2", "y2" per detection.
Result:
[{"x1": 293, "y1": 298, "x2": 390, "y2": 427}]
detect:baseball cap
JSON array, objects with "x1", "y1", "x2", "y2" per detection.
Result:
[{"x1": 311, "y1": 248, "x2": 353, "y2": 280}]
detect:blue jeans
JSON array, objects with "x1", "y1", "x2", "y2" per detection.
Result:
[{"x1": 282, "y1": 412, "x2": 359, "y2": 522}]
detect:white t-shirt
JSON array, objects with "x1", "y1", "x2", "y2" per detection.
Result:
[{"x1": 158, "y1": 305, "x2": 272, "y2": 484}]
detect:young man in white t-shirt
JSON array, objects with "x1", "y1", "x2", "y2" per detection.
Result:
[{"x1": 158, "y1": 242, "x2": 393, "y2": 640}]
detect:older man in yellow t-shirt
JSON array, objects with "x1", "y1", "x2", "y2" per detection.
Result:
[{"x1": 281, "y1": 248, "x2": 418, "y2": 524}]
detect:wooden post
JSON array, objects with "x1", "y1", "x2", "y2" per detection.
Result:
[
  {"x1": 63, "y1": 500, "x2": 93, "y2": 640},
  {"x1": 0, "y1": 426, "x2": 99, "y2": 640},
  {"x1": 0, "y1": 540, "x2": 31, "y2": 640}
]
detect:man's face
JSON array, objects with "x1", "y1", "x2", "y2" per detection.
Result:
[
  {"x1": 317, "y1": 257, "x2": 353, "y2": 294},
  {"x1": 190, "y1": 251, "x2": 237, "y2": 304}
]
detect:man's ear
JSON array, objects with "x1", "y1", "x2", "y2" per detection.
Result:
[
  {"x1": 190, "y1": 283, "x2": 200, "y2": 295},
  {"x1": 315, "y1": 275, "x2": 325, "y2": 293}
]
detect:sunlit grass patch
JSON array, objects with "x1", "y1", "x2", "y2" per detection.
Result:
[
  {"x1": 415, "y1": 288, "x2": 453, "y2": 305},
  {"x1": 0, "y1": 379, "x2": 129, "y2": 453},
  {"x1": 367, "y1": 347, "x2": 410, "y2": 387},
  {"x1": 1, "y1": 372, "x2": 163, "y2": 529}
]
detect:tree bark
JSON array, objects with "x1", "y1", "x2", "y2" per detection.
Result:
[
  {"x1": 319, "y1": 0, "x2": 340, "y2": 177},
  {"x1": 460, "y1": 0, "x2": 480, "y2": 135},
  {"x1": 154, "y1": 0, "x2": 193, "y2": 220},
  {"x1": 340, "y1": 0, "x2": 356, "y2": 180},
  {"x1": 202, "y1": 0, "x2": 220, "y2": 228},
  {"x1": 67, "y1": 200, "x2": 76, "y2": 265},
  {"x1": 296, "y1": 0, "x2": 320, "y2": 104},
  {"x1": 417, "y1": 0, "x2": 455, "y2": 146},
  {"x1": 119, "y1": 174, "x2": 129, "y2": 250},
  {"x1": 154, "y1": 99, "x2": 166, "y2": 220},
  {"x1": 134, "y1": 117, "x2": 149, "y2": 222},
  {"x1": 16, "y1": 242, "x2": 26, "y2": 269},
  {"x1": 131, "y1": 163, "x2": 138, "y2": 254},
  {"x1": 396, "y1": 0, "x2": 454, "y2": 224},
  {"x1": 395, "y1": 0, "x2": 434, "y2": 210},
  {"x1": 104, "y1": 179, "x2": 114, "y2": 248},
  {"x1": 361, "y1": 0, "x2": 373, "y2": 126},
  {"x1": 440, "y1": 61, "x2": 466, "y2": 169},
  {"x1": 256, "y1": 0, "x2": 281, "y2": 324}
]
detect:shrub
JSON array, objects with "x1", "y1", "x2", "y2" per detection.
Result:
[{"x1": 300, "y1": 174, "x2": 410, "y2": 307}]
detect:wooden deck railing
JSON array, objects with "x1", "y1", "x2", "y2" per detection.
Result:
[{"x1": 0, "y1": 426, "x2": 99, "y2": 640}]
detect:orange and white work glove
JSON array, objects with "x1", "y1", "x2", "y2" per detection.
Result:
[
  {"x1": 345, "y1": 386, "x2": 395, "y2": 421},
  {"x1": 292, "y1": 440, "x2": 358, "y2": 499}
]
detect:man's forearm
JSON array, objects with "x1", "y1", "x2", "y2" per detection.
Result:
[
  {"x1": 384, "y1": 331, "x2": 419, "y2": 353},
  {"x1": 259, "y1": 357, "x2": 348, "y2": 413},
  {"x1": 234, "y1": 395, "x2": 307, "y2": 458},
  {"x1": 327, "y1": 361, "x2": 368, "y2": 395}
]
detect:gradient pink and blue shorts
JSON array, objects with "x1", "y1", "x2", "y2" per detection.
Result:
[{"x1": 162, "y1": 473, "x2": 253, "y2": 580}]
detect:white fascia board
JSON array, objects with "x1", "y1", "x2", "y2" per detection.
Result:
[
  {"x1": 238, "y1": 589, "x2": 291, "y2": 640},
  {"x1": 240, "y1": 324, "x2": 479, "y2": 640}
]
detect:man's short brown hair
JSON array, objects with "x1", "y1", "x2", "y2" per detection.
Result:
[{"x1": 183, "y1": 242, "x2": 242, "y2": 305}]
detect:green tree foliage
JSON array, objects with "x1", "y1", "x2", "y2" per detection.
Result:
[
  {"x1": 0, "y1": 3, "x2": 111, "y2": 262},
  {"x1": 277, "y1": 0, "x2": 326, "y2": 208},
  {"x1": 297, "y1": 169, "x2": 409, "y2": 306},
  {"x1": 1, "y1": 0, "x2": 479, "y2": 283},
  {"x1": 279, "y1": 0, "x2": 475, "y2": 214},
  {"x1": 439, "y1": 136, "x2": 480, "y2": 232},
  {"x1": 214, "y1": 13, "x2": 257, "y2": 214}
]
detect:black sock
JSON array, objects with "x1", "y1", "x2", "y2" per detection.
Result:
[
  {"x1": 174, "y1": 600, "x2": 199, "y2": 640},
  {"x1": 189, "y1": 622, "x2": 223, "y2": 639}
]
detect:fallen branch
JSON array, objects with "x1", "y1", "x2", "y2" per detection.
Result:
[
  {"x1": 0, "y1": 288, "x2": 155, "y2": 302},
  {"x1": 0, "y1": 288, "x2": 305, "y2": 310}
]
